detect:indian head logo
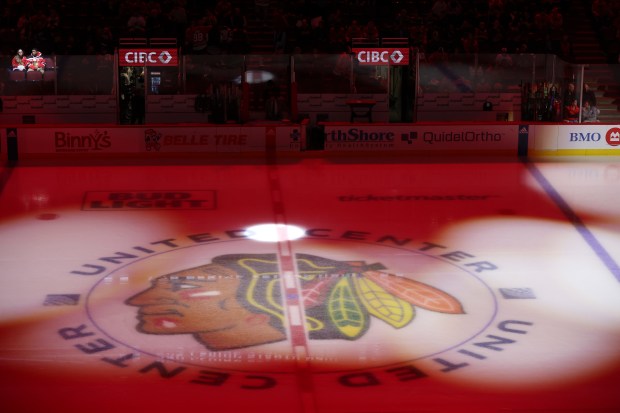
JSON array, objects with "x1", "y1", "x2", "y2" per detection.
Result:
[{"x1": 125, "y1": 253, "x2": 464, "y2": 351}]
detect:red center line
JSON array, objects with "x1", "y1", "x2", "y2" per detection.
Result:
[{"x1": 266, "y1": 161, "x2": 317, "y2": 413}]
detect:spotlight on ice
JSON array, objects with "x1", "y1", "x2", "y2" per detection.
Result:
[{"x1": 244, "y1": 224, "x2": 305, "y2": 242}]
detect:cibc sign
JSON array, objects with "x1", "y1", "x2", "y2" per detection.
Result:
[
  {"x1": 119, "y1": 48, "x2": 178, "y2": 67},
  {"x1": 353, "y1": 48, "x2": 410, "y2": 66}
]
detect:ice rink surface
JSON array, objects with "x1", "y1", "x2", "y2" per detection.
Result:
[{"x1": 1, "y1": 154, "x2": 619, "y2": 413}]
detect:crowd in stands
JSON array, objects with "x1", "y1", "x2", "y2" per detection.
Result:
[
  {"x1": 0, "y1": 0, "x2": 597, "y2": 61},
  {"x1": 11, "y1": 48, "x2": 45, "y2": 72},
  {"x1": 522, "y1": 80, "x2": 601, "y2": 122},
  {"x1": 0, "y1": 0, "x2": 605, "y2": 100},
  {"x1": 3, "y1": 0, "x2": 620, "y2": 64},
  {"x1": 0, "y1": 0, "x2": 610, "y2": 122},
  {"x1": 589, "y1": 0, "x2": 620, "y2": 63}
]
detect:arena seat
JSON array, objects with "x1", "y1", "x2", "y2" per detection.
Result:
[
  {"x1": 43, "y1": 70, "x2": 56, "y2": 82},
  {"x1": 9, "y1": 71, "x2": 26, "y2": 82},
  {"x1": 26, "y1": 71, "x2": 43, "y2": 81},
  {"x1": 45, "y1": 58, "x2": 55, "y2": 70}
]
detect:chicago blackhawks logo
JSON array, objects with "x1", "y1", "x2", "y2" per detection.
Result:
[
  {"x1": 78, "y1": 233, "x2": 497, "y2": 374},
  {"x1": 126, "y1": 253, "x2": 464, "y2": 351}
]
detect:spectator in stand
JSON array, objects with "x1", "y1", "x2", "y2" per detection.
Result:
[
  {"x1": 563, "y1": 82, "x2": 577, "y2": 110},
  {"x1": 226, "y1": 6, "x2": 248, "y2": 37},
  {"x1": 564, "y1": 99, "x2": 580, "y2": 122},
  {"x1": 446, "y1": 0, "x2": 464, "y2": 26},
  {"x1": 205, "y1": 8, "x2": 219, "y2": 27},
  {"x1": 583, "y1": 83, "x2": 597, "y2": 107},
  {"x1": 254, "y1": 0, "x2": 271, "y2": 26},
  {"x1": 495, "y1": 47, "x2": 513, "y2": 67},
  {"x1": 98, "y1": 26, "x2": 116, "y2": 54},
  {"x1": 393, "y1": 8, "x2": 410, "y2": 37},
  {"x1": 29, "y1": 9, "x2": 48, "y2": 49},
  {"x1": 333, "y1": 45, "x2": 352, "y2": 77},
  {"x1": 11, "y1": 49, "x2": 27, "y2": 71},
  {"x1": 365, "y1": 20, "x2": 379, "y2": 43},
  {"x1": 26, "y1": 48, "x2": 45, "y2": 73},
  {"x1": 474, "y1": 21, "x2": 490, "y2": 53},
  {"x1": 127, "y1": 11, "x2": 147, "y2": 36},
  {"x1": 119, "y1": 66, "x2": 133, "y2": 120},
  {"x1": 263, "y1": 79, "x2": 281, "y2": 120},
  {"x1": 310, "y1": 16, "x2": 328, "y2": 52},
  {"x1": 428, "y1": 46, "x2": 449, "y2": 64},
  {"x1": 426, "y1": 29, "x2": 445, "y2": 55},
  {"x1": 332, "y1": 44, "x2": 353, "y2": 92},
  {"x1": 459, "y1": 31, "x2": 478, "y2": 54},
  {"x1": 581, "y1": 99, "x2": 600, "y2": 122},
  {"x1": 327, "y1": 24, "x2": 348, "y2": 53},
  {"x1": 169, "y1": 1, "x2": 188, "y2": 41},
  {"x1": 146, "y1": 6, "x2": 170, "y2": 38},
  {"x1": 559, "y1": 33, "x2": 574, "y2": 61},
  {"x1": 47, "y1": 7, "x2": 60, "y2": 33},
  {"x1": 488, "y1": 0, "x2": 505, "y2": 12},
  {"x1": 430, "y1": 0, "x2": 449, "y2": 21},
  {"x1": 515, "y1": 43, "x2": 532, "y2": 68},
  {"x1": 215, "y1": 0, "x2": 233, "y2": 20},
  {"x1": 272, "y1": 6, "x2": 289, "y2": 53},
  {"x1": 591, "y1": 0, "x2": 607, "y2": 26},
  {"x1": 489, "y1": 17, "x2": 506, "y2": 52},
  {"x1": 548, "y1": 7, "x2": 564, "y2": 32},
  {"x1": 326, "y1": 8, "x2": 344, "y2": 32},
  {"x1": 185, "y1": 17, "x2": 212, "y2": 54},
  {"x1": 16, "y1": 11, "x2": 29, "y2": 45},
  {"x1": 131, "y1": 87, "x2": 145, "y2": 124},
  {"x1": 0, "y1": 13, "x2": 13, "y2": 55},
  {"x1": 228, "y1": 22, "x2": 251, "y2": 53},
  {"x1": 348, "y1": 20, "x2": 365, "y2": 42},
  {"x1": 533, "y1": 8, "x2": 548, "y2": 35},
  {"x1": 295, "y1": 17, "x2": 313, "y2": 53}
]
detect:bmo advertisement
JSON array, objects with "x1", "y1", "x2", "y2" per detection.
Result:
[
  {"x1": 353, "y1": 48, "x2": 410, "y2": 66},
  {"x1": 530, "y1": 124, "x2": 620, "y2": 155},
  {"x1": 119, "y1": 48, "x2": 179, "y2": 67}
]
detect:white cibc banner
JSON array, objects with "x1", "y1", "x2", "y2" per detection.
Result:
[
  {"x1": 322, "y1": 124, "x2": 520, "y2": 154},
  {"x1": 530, "y1": 124, "x2": 620, "y2": 155},
  {"x1": 12, "y1": 125, "x2": 304, "y2": 159}
]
